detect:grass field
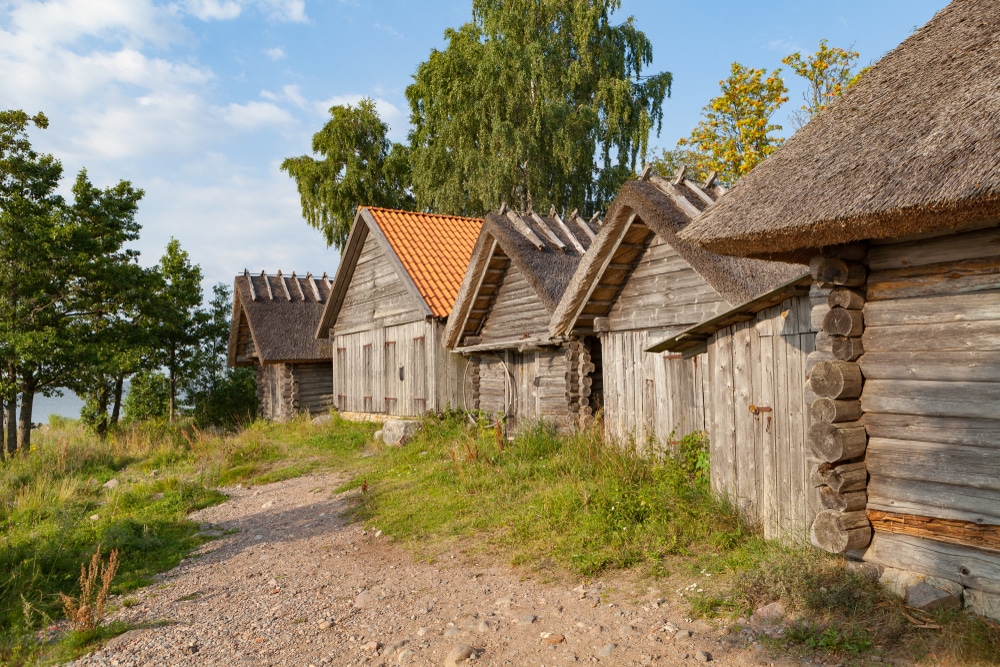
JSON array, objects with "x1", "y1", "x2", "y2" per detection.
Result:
[{"x1": 1, "y1": 413, "x2": 997, "y2": 665}]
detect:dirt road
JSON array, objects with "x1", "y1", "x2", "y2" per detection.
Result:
[{"x1": 63, "y1": 473, "x2": 800, "y2": 667}]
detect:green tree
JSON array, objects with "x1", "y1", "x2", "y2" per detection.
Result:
[
  {"x1": 406, "y1": 0, "x2": 671, "y2": 217},
  {"x1": 0, "y1": 110, "x2": 64, "y2": 454},
  {"x1": 649, "y1": 146, "x2": 713, "y2": 185},
  {"x1": 678, "y1": 63, "x2": 788, "y2": 186},
  {"x1": 184, "y1": 283, "x2": 257, "y2": 428},
  {"x1": 151, "y1": 239, "x2": 205, "y2": 422},
  {"x1": 783, "y1": 40, "x2": 869, "y2": 129},
  {"x1": 282, "y1": 98, "x2": 413, "y2": 249},
  {"x1": 122, "y1": 370, "x2": 170, "y2": 424}
]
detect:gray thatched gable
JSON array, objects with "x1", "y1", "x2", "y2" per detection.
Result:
[
  {"x1": 228, "y1": 271, "x2": 333, "y2": 366},
  {"x1": 549, "y1": 173, "x2": 804, "y2": 337},
  {"x1": 680, "y1": 0, "x2": 1000, "y2": 263},
  {"x1": 444, "y1": 206, "x2": 600, "y2": 350}
]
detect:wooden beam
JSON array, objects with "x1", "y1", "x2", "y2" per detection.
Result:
[
  {"x1": 683, "y1": 178, "x2": 716, "y2": 206},
  {"x1": 306, "y1": 273, "x2": 321, "y2": 302},
  {"x1": 639, "y1": 164, "x2": 652, "y2": 180},
  {"x1": 262, "y1": 271, "x2": 274, "y2": 301},
  {"x1": 571, "y1": 213, "x2": 596, "y2": 241},
  {"x1": 703, "y1": 171, "x2": 718, "y2": 189},
  {"x1": 672, "y1": 165, "x2": 687, "y2": 185},
  {"x1": 869, "y1": 510, "x2": 1000, "y2": 554},
  {"x1": 277, "y1": 270, "x2": 292, "y2": 301},
  {"x1": 530, "y1": 211, "x2": 567, "y2": 251},
  {"x1": 551, "y1": 211, "x2": 586, "y2": 254},
  {"x1": 505, "y1": 210, "x2": 545, "y2": 249},
  {"x1": 245, "y1": 269, "x2": 257, "y2": 301},
  {"x1": 648, "y1": 174, "x2": 702, "y2": 220}
]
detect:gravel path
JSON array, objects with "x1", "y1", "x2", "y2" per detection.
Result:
[{"x1": 63, "y1": 473, "x2": 793, "y2": 667}]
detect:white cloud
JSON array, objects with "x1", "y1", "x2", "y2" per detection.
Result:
[
  {"x1": 261, "y1": 84, "x2": 306, "y2": 108},
  {"x1": 767, "y1": 38, "x2": 801, "y2": 54},
  {"x1": 182, "y1": 0, "x2": 242, "y2": 20},
  {"x1": 223, "y1": 101, "x2": 295, "y2": 131},
  {"x1": 4, "y1": 0, "x2": 179, "y2": 49},
  {"x1": 373, "y1": 21, "x2": 404, "y2": 40},
  {"x1": 264, "y1": 46, "x2": 286, "y2": 60}
]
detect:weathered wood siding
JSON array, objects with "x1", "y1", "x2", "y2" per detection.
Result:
[
  {"x1": 469, "y1": 348, "x2": 574, "y2": 433},
  {"x1": 255, "y1": 362, "x2": 333, "y2": 421},
  {"x1": 332, "y1": 320, "x2": 462, "y2": 416},
  {"x1": 600, "y1": 237, "x2": 729, "y2": 447},
  {"x1": 859, "y1": 225, "x2": 1000, "y2": 583},
  {"x1": 708, "y1": 292, "x2": 817, "y2": 539},
  {"x1": 607, "y1": 237, "x2": 729, "y2": 331},
  {"x1": 334, "y1": 230, "x2": 425, "y2": 336},
  {"x1": 479, "y1": 263, "x2": 551, "y2": 343},
  {"x1": 602, "y1": 330, "x2": 708, "y2": 447}
]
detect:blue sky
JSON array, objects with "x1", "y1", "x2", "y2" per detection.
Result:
[{"x1": 0, "y1": 0, "x2": 948, "y2": 292}]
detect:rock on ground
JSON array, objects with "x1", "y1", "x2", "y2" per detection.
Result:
[{"x1": 378, "y1": 419, "x2": 421, "y2": 446}]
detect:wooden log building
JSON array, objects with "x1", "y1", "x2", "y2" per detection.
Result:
[
  {"x1": 444, "y1": 205, "x2": 600, "y2": 433},
  {"x1": 228, "y1": 270, "x2": 334, "y2": 421},
  {"x1": 679, "y1": 0, "x2": 1000, "y2": 615},
  {"x1": 316, "y1": 207, "x2": 481, "y2": 417},
  {"x1": 550, "y1": 169, "x2": 804, "y2": 457}
]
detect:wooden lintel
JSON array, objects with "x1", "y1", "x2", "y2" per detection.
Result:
[{"x1": 869, "y1": 509, "x2": 1000, "y2": 554}]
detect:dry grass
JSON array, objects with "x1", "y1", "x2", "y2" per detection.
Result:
[{"x1": 59, "y1": 546, "x2": 120, "y2": 632}]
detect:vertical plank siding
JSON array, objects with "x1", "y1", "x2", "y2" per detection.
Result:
[
  {"x1": 860, "y1": 225, "x2": 1000, "y2": 580},
  {"x1": 707, "y1": 294, "x2": 817, "y2": 539},
  {"x1": 332, "y1": 320, "x2": 461, "y2": 417},
  {"x1": 254, "y1": 362, "x2": 333, "y2": 421}
]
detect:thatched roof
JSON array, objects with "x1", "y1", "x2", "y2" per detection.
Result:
[
  {"x1": 549, "y1": 174, "x2": 804, "y2": 337},
  {"x1": 444, "y1": 206, "x2": 601, "y2": 350},
  {"x1": 228, "y1": 271, "x2": 333, "y2": 366},
  {"x1": 680, "y1": 0, "x2": 1000, "y2": 263},
  {"x1": 316, "y1": 207, "x2": 482, "y2": 337}
]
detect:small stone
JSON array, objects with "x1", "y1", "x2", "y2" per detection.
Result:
[
  {"x1": 199, "y1": 523, "x2": 212, "y2": 531},
  {"x1": 679, "y1": 653, "x2": 689, "y2": 660},
  {"x1": 444, "y1": 644, "x2": 476, "y2": 667},
  {"x1": 520, "y1": 613, "x2": 537, "y2": 624},
  {"x1": 318, "y1": 621, "x2": 332, "y2": 630},
  {"x1": 103, "y1": 478, "x2": 119, "y2": 490},
  {"x1": 380, "y1": 419, "x2": 421, "y2": 446},
  {"x1": 374, "y1": 530, "x2": 383, "y2": 538},
  {"x1": 397, "y1": 649, "x2": 415, "y2": 665},
  {"x1": 598, "y1": 643, "x2": 617, "y2": 658},
  {"x1": 361, "y1": 641, "x2": 380, "y2": 652},
  {"x1": 965, "y1": 588, "x2": 1000, "y2": 622},
  {"x1": 261, "y1": 500, "x2": 274, "y2": 509},
  {"x1": 268, "y1": 578, "x2": 278, "y2": 588},
  {"x1": 695, "y1": 650, "x2": 711, "y2": 662},
  {"x1": 417, "y1": 627, "x2": 430, "y2": 637},
  {"x1": 543, "y1": 633, "x2": 565, "y2": 645},
  {"x1": 752, "y1": 601, "x2": 785, "y2": 623},
  {"x1": 905, "y1": 582, "x2": 961, "y2": 612},
  {"x1": 89, "y1": 514, "x2": 100, "y2": 521},
  {"x1": 476, "y1": 620, "x2": 492, "y2": 633},
  {"x1": 675, "y1": 629, "x2": 692, "y2": 640},
  {"x1": 662, "y1": 622, "x2": 679, "y2": 634},
  {"x1": 354, "y1": 590, "x2": 374, "y2": 608},
  {"x1": 444, "y1": 628, "x2": 460, "y2": 637},
  {"x1": 253, "y1": 534, "x2": 264, "y2": 540}
]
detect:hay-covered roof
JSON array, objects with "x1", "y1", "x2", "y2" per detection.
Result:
[
  {"x1": 680, "y1": 0, "x2": 1000, "y2": 263},
  {"x1": 550, "y1": 174, "x2": 804, "y2": 337},
  {"x1": 444, "y1": 206, "x2": 601, "y2": 349},
  {"x1": 228, "y1": 271, "x2": 333, "y2": 366}
]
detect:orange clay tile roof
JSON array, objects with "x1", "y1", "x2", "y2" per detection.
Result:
[{"x1": 367, "y1": 207, "x2": 483, "y2": 318}]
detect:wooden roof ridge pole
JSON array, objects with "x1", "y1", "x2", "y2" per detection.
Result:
[
  {"x1": 589, "y1": 212, "x2": 603, "y2": 228},
  {"x1": 683, "y1": 178, "x2": 716, "y2": 206},
  {"x1": 291, "y1": 272, "x2": 306, "y2": 301},
  {"x1": 569, "y1": 209, "x2": 596, "y2": 241},
  {"x1": 530, "y1": 210, "x2": 568, "y2": 252},
  {"x1": 550, "y1": 206, "x2": 586, "y2": 254},
  {"x1": 306, "y1": 272, "x2": 322, "y2": 302},
  {"x1": 262, "y1": 270, "x2": 274, "y2": 301},
  {"x1": 505, "y1": 209, "x2": 545, "y2": 250},
  {"x1": 648, "y1": 174, "x2": 702, "y2": 220},
  {"x1": 245, "y1": 269, "x2": 257, "y2": 301},
  {"x1": 703, "y1": 170, "x2": 718, "y2": 189},
  {"x1": 639, "y1": 164, "x2": 653, "y2": 180},
  {"x1": 277, "y1": 270, "x2": 291, "y2": 301},
  {"x1": 672, "y1": 165, "x2": 687, "y2": 185}
]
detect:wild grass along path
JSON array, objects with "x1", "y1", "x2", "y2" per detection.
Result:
[{"x1": 62, "y1": 472, "x2": 791, "y2": 667}]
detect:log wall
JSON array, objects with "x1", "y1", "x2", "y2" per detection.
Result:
[
  {"x1": 255, "y1": 362, "x2": 334, "y2": 421},
  {"x1": 708, "y1": 291, "x2": 817, "y2": 539},
  {"x1": 856, "y1": 225, "x2": 1000, "y2": 594},
  {"x1": 332, "y1": 320, "x2": 462, "y2": 416}
]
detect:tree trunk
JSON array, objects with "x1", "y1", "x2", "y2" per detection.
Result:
[
  {"x1": 18, "y1": 383, "x2": 34, "y2": 452},
  {"x1": 1, "y1": 397, "x2": 6, "y2": 457},
  {"x1": 110, "y1": 374, "x2": 124, "y2": 427},
  {"x1": 5, "y1": 388, "x2": 16, "y2": 456},
  {"x1": 169, "y1": 350, "x2": 176, "y2": 423}
]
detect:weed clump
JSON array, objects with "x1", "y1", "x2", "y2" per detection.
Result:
[{"x1": 59, "y1": 546, "x2": 120, "y2": 631}]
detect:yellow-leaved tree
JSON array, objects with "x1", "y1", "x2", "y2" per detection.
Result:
[
  {"x1": 783, "y1": 39, "x2": 869, "y2": 129},
  {"x1": 677, "y1": 63, "x2": 788, "y2": 186}
]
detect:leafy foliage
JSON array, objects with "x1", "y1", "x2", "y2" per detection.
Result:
[
  {"x1": 121, "y1": 371, "x2": 169, "y2": 424},
  {"x1": 678, "y1": 63, "x2": 787, "y2": 185},
  {"x1": 783, "y1": 40, "x2": 869, "y2": 129},
  {"x1": 406, "y1": 0, "x2": 671, "y2": 217},
  {"x1": 281, "y1": 98, "x2": 414, "y2": 248}
]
